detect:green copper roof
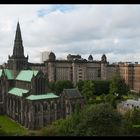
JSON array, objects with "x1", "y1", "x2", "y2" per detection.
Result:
[
  {"x1": 4, "y1": 69, "x2": 14, "y2": 80},
  {"x1": 16, "y1": 70, "x2": 38, "y2": 82},
  {"x1": 0, "y1": 69, "x2": 2, "y2": 77},
  {"x1": 8, "y1": 87, "x2": 29, "y2": 97},
  {"x1": 26, "y1": 93, "x2": 59, "y2": 100},
  {"x1": 0, "y1": 69, "x2": 14, "y2": 80}
]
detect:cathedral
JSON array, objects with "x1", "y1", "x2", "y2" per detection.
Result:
[{"x1": 0, "y1": 22, "x2": 84, "y2": 129}]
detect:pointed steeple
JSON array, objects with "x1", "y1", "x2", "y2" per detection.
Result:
[
  {"x1": 7, "y1": 22, "x2": 28, "y2": 76},
  {"x1": 15, "y1": 21, "x2": 22, "y2": 41},
  {"x1": 12, "y1": 22, "x2": 24, "y2": 58}
]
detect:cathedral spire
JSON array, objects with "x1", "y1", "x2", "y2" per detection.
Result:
[
  {"x1": 15, "y1": 21, "x2": 22, "y2": 41},
  {"x1": 12, "y1": 22, "x2": 24, "y2": 58},
  {"x1": 8, "y1": 22, "x2": 28, "y2": 76}
]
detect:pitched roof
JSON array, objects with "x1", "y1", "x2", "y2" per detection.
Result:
[
  {"x1": 8, "y1": 87, "x2": 29, "y2": 97},
  {"x1": 0, "y1": 69, "x2": 14, "y2": 80},
  {"x1": 26, "y1": 93, "x2": 59, "y2": 100},
  {"x1": 0, "y1": 69, "x2": 2, "y2": 77},
  {"x1": 63, "y1": 88, "x2": 82, "y2": 99},
  {"x1": 16, "y1": 70, "x2": 38, "y2": 82},
  {"x1": 4, "y1": 69, "x2": 14, "y2": 80},
  {"x1": 123, "y1": 99, "x2": 140, "y2": 107}
]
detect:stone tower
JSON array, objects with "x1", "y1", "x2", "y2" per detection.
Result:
[
  {"x1": 47, "y1": 52, "x2": 56, "y2": 82},
  {"x1": 88, "y1": 54, "x2": 93, "y2": 61},
  {"x1": 101, "y1": 54, "x2": 107, "y2": 80},
  {"x1": 7, "y1": 22, "x2": 28, "y2": 77}
]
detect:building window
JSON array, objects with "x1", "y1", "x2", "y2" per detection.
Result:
[
  {"x1": 98, "y1": 69, "x2": 101, "y2": 77},
  {"x1": 79, "y1": 76, "x2": 82, "y2": 78}
]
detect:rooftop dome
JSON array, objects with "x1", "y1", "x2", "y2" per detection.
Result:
[
  {"x1": 88, "y1": 54, "x2": 93, "y2": 61},
  {"x1": 101, "y1": 54, "x2": 107, "y2": 62},
  {"x1": 49, "y1": 52, "x2": 56, "y2": 61}
]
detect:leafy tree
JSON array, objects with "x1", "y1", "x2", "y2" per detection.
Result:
[
  {"x1": 76, "y1": 80, "x2": 84, "y2": 92},
  {"x1": 39, "y1": 103, "x2": 123, "y2": 136},
  {"x1": 109, "y1": 75, "x2": 129, "y2": 97},
  {"x1": 122, "y1": 108, "x2": 140, "y2": 135},
  {"x1": 130, "y1": 108, "x2": 140, "y2": 125},
  {"x1": 81, "y1": 80, "x2": 95, "y2": 104},
  {"x1": 55, "y1": 80, "x2": 73, "y2": 95},
  {"x1": 39, "y1": 111, "x2": 82, "y2": 136},
  {"x1": 93, "y1": 94, "x2": 106, "y2": 104},
  {"x1": 77, "y1": 103, "x2": 122, "y2": 136},
  {"x1": 48, "y1": 82, "x2": 55, "y2": 92},
  {"x1": 104, "y1": 94, "x2": 117, "y2": 108},
  {"x1": 38, "y1": 119, "x2": 64, "y2": 136},
  {"x1": 93, "y1": 80, "x2": 110, "y2": 95},
  {"x1": 77, "y1": 80, "x2": 110, "y2": 96}
]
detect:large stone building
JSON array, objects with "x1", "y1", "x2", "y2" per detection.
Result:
[
  {"x1": 0, "y1": 22, "x2": 84, "y2": 129},
  {"x1": 44, "y1": 51, "x2": 140, "y2": 93},
  {"x1": 117, "y1": 62, "x2": 140, "y2": 92},
  {"x1": 44, "y1": 53, "x2": 118, "y2": 85}
]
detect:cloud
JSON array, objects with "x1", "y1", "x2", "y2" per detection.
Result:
[
  {"x1": 0, "y1": 5, "x2": 140, "y2": 64},
  {"x1": 37, "y1": 4, "x2": 76, "y2": 17}
]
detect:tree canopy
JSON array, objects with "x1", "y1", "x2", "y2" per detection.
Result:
[
  {"x1": 39, "y1": 103, "x2": 122, "y2": 136},
  {"x1": 81, "y1": 80, "x2": 95, "y2": 104},
  {"x1": 48, "y1": 80, "x2": 73, "y2": 95},
  {"x1": 77, "y1": 80, "x2": 110, "y2": 96},
  {"x1": 109, "y1": 75, "x2": 129, "y2": 97}
]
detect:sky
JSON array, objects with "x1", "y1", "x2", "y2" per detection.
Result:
[{"x1": 0, "y1": 4, "x2": 140, "y2": 64}]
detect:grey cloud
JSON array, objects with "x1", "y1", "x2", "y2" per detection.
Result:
[{"x1": 1, "y1": 5, "x2": 140, "y2": 64}]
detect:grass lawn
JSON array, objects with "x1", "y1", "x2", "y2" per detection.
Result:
[
  {"x1": 0, "y1": 115, "x2": 29, "y2": 136},
  {"x1": 0, "y1": 115, "x2": 50, "y2": 136}
]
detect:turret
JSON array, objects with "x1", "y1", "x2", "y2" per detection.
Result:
[
  {"x1": 101, "y1": 54, "x2": 107, "y2": 80},
  {"x1": 49, "y1": 52, "x2": 56, "y2": 61},
  {"x1": 101, "y1": 54, "x2": 107, "y2": 63},
  {"x1": 88, "y1": 54, "x2": 93, "y2": 61}
]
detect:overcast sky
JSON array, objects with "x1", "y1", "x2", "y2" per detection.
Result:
[{"x1": 0, "y1": 4, "x2": 140, "y2": 64}]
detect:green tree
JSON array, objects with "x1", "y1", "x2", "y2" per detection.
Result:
[
  {"x1": 93, "y1": 80, "x2": 110, "y2": 95},
  {"x1": 81, "y1": 80, "x2": 95, "y2": 104},
  {"x1": 55, "y1": 80, "x2": 73, "y2": 95},
  {"x1": 48, "y1": 82, "x2": 55, "y2": 92},
  {"x1": 110, "y1": 75, "x2": 129, "y2": 97},
  {"x1": 122, "y1": 108, "x2": 140, "y2": 135},
  {"x1": 104, "y1": 94, "x2": 117, "y2": 108},
  {"x1": 38, "y1": 119, "x2": 64, "y2": 136},
  {"x1": 39, "y1": 111, "x2": 82, "y2": 136},
  {"x1": 39, "y1": 103, "x2": 122, "y2": 136},
  {"x1": 76, "y1": 103, "x2": 122, "y2": 136},
  {"x1": 76, "y1": 80, "x2": 84, "y2": 92},
  {"x1": 77, "y1": 80, "x2": 110, "y2": 96}
]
